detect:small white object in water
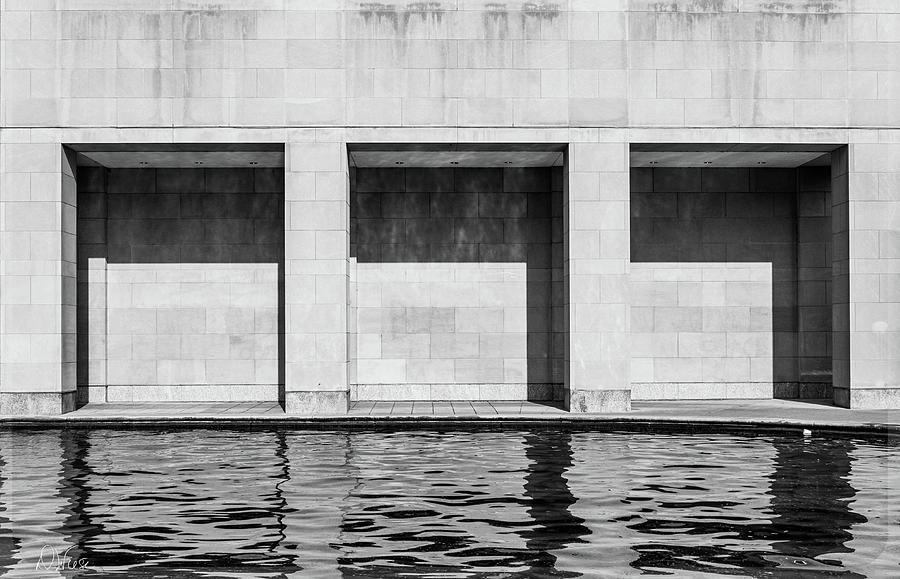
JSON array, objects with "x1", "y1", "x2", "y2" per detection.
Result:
[{"x1": 802, "y1": 429, "x2": 812, "y2": 437}]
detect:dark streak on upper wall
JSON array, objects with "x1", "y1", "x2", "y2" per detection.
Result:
[
  {"x1": 182, "y1": 9, "x2": 257, "y2": 41},
  {"x1": 522, "y1": 2, "x2": 560, "y2": 19},
  {"x1": 637, "y1": 0, "x2": 844, "y2": 13},
  {"x1": 355, "y1": 2, "x2": 561, "y2": 39},
  {"x1": 359, "y1": 3, "x2": 400, "y2": 25},
  {"x1": 647, "y1": 0, "x2": 735, "y2": 12},
  {"x1": 760, "y1": 1, "x2": 839, "y2": 14},
  {"x1": 358, "y1": 2, "x2": 446, "y2": 35},
  {"x1": 633, "y1": 0, "x2": 845, "y2": 39},
  {"x1": 483, "y1": 4, "x2": 509, "y2": 40},
  {"x1": 408, "y1": 1, "x2": 444, "y2": 15},
  {"x1": 521, "y1": 2, "x2": 560, "y2": 36}
]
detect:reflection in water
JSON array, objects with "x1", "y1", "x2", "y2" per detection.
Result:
[
  {"x1": 0, "y1": 430, "x2": 75, "y2": 578},
  {"x1": 624, "y1": 436, "x2": 867, "y2": 577},
  {"x1": 58, "y1": 429, "x2": 97, "y2": 574},
  {"x1": 768, "y1": 438, "x2": 866, "y2": 575},
  {"x1": 334, "y1": 431, "x2": 537, "y2": 576},
  {"x1": 0, "y1": 428, "x2": 896, "y2": 577},
  {"x1": 0, "y1": 451, "x2": 18, "y2": 573},
  {"x1": 520, "y1": 431, "x2": 590, "y2": 577},
  {"x1": 48, "y1": 430, "x2": 303, "y2": 577},
  {"x1": 282, "y1": 432, "x2": 358, "y2": 576}
]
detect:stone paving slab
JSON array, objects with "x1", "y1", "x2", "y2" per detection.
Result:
[{"x1": 1, "y1": 400, "x2": 898, "y2": 436}]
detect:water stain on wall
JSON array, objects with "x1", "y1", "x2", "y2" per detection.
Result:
[
  {"x1": 521, "y1": 2, "x2": 560, "y2": 18},
  {"x1": 62, "y1": 11, "x2": 170, "y2": 40},
  {"x1": 759, "y1": 1, "x2": 841, "y2": 14},
  {"x1": 758, "y1": 1, "x2": 843, "y2": 25},
  {"x1": 520, "y1": 2, "x2": 560, "y2": 38},
  {"x1": 643, "y1": 0, "x2": 843, "y2": 16},
  {"x1": 483, "y1": 4, "x2": 509, "y2": 40},
  {"x1": 354, "y1": 1, "x2": 558, "y2": 40},
  {"x1": 359, "y1": 2, "x2": 400, "y2": 24},
  {"x1": 181, "y1": 9, "x2": 257, "y2": 41},
  {"x1": 646, "y1": 0, "x2": 734, "y2": 13},
  {"x1": 358, "y1": 2, "x2": 445, "y2": 36}
]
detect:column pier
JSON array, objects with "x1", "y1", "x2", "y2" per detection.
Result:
[
  {"x1": 283, "y1": 139, "x2": 350, "y2": 414},
  {"x1": 565, "y1": 141, "x2": 631, "y2": 412}
]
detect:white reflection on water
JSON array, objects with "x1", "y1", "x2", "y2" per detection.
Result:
[
  {"x1": 1, "y1": 431, "x2": 74, "y2": 578},
  {"x1": 842, "y1": 440, "x2": 900, "y2": 573}
]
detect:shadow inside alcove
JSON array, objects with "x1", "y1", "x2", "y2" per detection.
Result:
[
  {"x1": 350, "y1": 165, "x2": 564, "y2": 403},
  {"x1": 73, "y1": 145, "x2": 286, "y2": 408},
  {"x1": 629, "y1": 148, "x2": 835, "y2": 400}
]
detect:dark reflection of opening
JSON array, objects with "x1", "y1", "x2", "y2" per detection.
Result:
[
  {"x1": 626, "y1": 437, "x2": 866, "y2": 577},
  {"x1": 519, "y1": 431, "x2": 591, "y2": 577},
  {"x1": 768, "y1": 438, "x2": 866, "y2": 566},
  {"x1": 0, "y1": 443, "x2": 20, "y2": 575}
]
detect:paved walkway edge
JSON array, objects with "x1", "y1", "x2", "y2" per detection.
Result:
[{"x1": 1, "y1": 415, "x2": 897, "y2": 437}]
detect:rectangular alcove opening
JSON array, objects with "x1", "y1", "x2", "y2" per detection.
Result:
[
  {"x1": 72, "y1": 144, "x2": 285, "y2": 406},
  {"x1": 629, "y1": 144, "x2": 838, "y2": 402},
  {"x1": 348, "y1": 145, "x2": 566, "y2": 403}
]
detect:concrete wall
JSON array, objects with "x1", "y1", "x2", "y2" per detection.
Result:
[
  {"x1": 630, "y1": 167, "x2": 832, "y2": 400},
  {"x1": 349, "y1": 167, "x2": 564, "y2": 401},
  {"x1": 1, "y1": 2, "x2": 899, "y2": 129},
  {"x1": 75, "y1": 167, "x2": 284, "y2": 402}
]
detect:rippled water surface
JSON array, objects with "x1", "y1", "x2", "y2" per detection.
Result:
[{"x1": 0, "y1": 427, "x2": 898, "y2": 577}]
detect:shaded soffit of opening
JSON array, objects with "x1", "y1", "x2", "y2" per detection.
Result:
[
  {"x1": 348, "y1": 144, "x2": 566, "y2": 167},
  {"x1": 630, "y1": 144, "x2": 837, "y2": 168},
  {"x1": 68, "y1": 144, "x2": 284, "y2": 168}
]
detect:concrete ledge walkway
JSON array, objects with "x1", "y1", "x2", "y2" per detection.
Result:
[{"x1": 1, "y1": 399, "x2": 898, "y2": 435}]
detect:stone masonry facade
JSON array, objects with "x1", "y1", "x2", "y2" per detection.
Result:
[{"x1": 1, "y1": 0, "x2": 899, "y2": 414}]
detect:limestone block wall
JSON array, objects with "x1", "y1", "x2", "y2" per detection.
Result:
[
  {"x1": 630, "y1": 167, "x2": 832, "y2": 400},
  {"x1": 282, "y1": 139, "x2": 349, "y2": 414},
  {"x1": 2, "y1": 1, "x2": 899, "y2": 413},
  {"x1": 0, "y1": 144, "x2": 78, "y2": 414},
  {"x1": 833, "y1": 142, "x2": 900, "y2": 409},
  {"x1": 349, "y1": 167, "x2": 564, "y2": 401},
  {"x1": 75, "y1": 167, "x2": 284, "y2": 402},
  {"x1": 566, "y1": 141, "x2": 632, "y2": 412},
  {"x1": 2, "y1": 2, "x2": 900, "y2": 129},
  {"x1": 630, "y1": 262, "x2": 775, "y2": 400}
]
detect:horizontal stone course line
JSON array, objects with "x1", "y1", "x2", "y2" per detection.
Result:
[{"x1": 2, "y1": 124, "x2": 895, "y2": 130}]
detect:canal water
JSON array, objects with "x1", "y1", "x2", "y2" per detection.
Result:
[{"x1": 0, "y1": 427, "x2": 897, "y2": 577}]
